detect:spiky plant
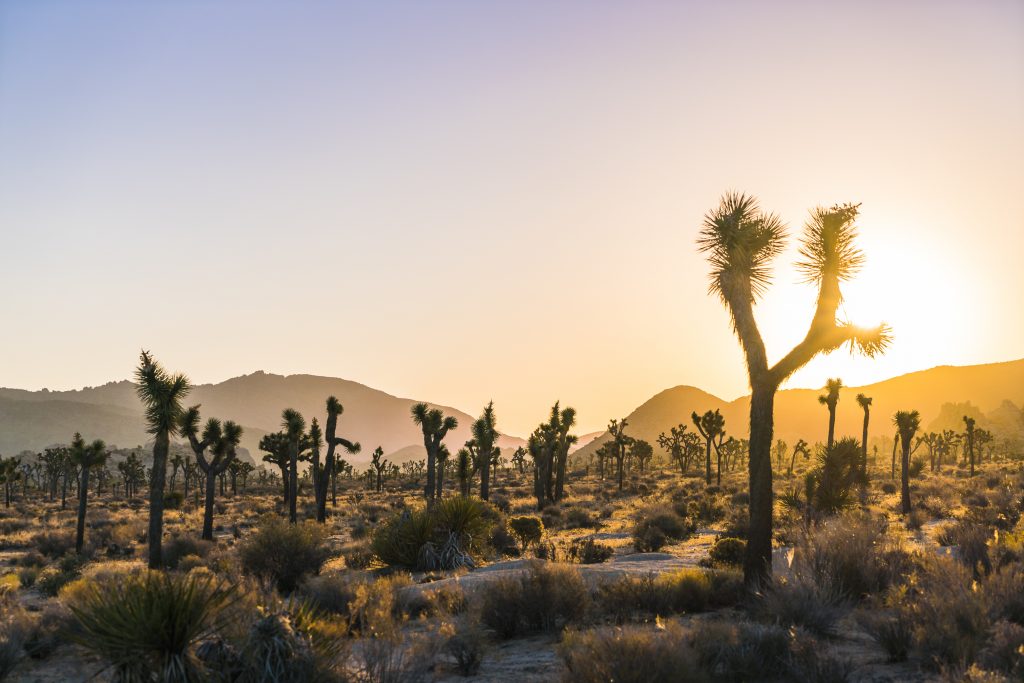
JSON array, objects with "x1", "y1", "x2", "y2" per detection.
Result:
[
  {"x1": 893, "y1": 410, "x2": 921, "y2": 514},
  {"x1": 817, "y1": 378, "x2": 843, "y2": 448},
  {"x1": 692, "y1": 409, "x2": 726, "y2": 485},
  {"x1": 411, "y1": 403, "x2": 458, "y2": 505},
  {"x1": 315, "y1": 397, "x2": 359, "y2": 523},
  {"x1": 69, "y1": 433, "x2": 107, "y2": 554},
  {"x1": 856, "y1": 394, "x2": 872, "y2": 483},
  {"x1": 963, "y1": 415, "x2": 977, "y2": 477},
  {"x1": 135, "y1": 350, "x2": 191, "y2": 569},
  {"x1": 281, "y1": 409, "x2": 306, "y2": 524},
  {"x1": 68, "y1": 571, "x2": 236, "y2": 682},
  {"x1": 697, "y1": 194, "x2": 890, "y2": 584},
  {"x1": 471, "y1": 402, "x2": 499, "y2": 501}
]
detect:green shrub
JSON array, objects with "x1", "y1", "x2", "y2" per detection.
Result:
[
  {"x1": 567, "y1": 538, "x2": 614, "y2": 564},
  {"x1": 33, "y1": 531, "x2": 75, "y2": 559},
  {"x1": 508, "y1": 516, "x2": 544, "y2": 552},
  {"x1": 595, "y1": 569, "x2": 742, "y2": 622},
  {"x1": 239, "y1": 602, "x2": 349, "y2": 682},
  {"x1": 67, "y1": 571, "x2": 236, "y2": 681},
  {"x1": 633, "y1": 507, "x2": 693, "y2": 552},
  {"x1": 162, "y1": 535, "x2": 213, "y2": 570},
  {"x1": 240, "y1": 517, "x2": 330, "y2": 593},
  {"x1": 708, "y1": 537, "x2": 746, "y2": 567},
  {"x1": 560, "y1": 623, "x2": 707, "y2": 683},
  {"x1": 163, "y1": 491, "x2": 185, "y2": 510},
  {"x1": 372, "y1": 498, "x2": 493, "y2": 570}
]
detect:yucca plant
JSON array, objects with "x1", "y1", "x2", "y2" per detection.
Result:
[
  {"x1": 67, "y1": 571, "x2": 236, "y2": 682},
  {"x1": 242, "y1": 601, "x2": 348, "y2": 683}
]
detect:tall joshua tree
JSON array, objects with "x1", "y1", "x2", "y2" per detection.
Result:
[
  {"x1": 370, "y1": 447, "x2": 387, "y2": 493},
  {"x1": 698, "y1": 194, "x2": 890, "y2": 585},
  {"x1": 894, "y1": 410, "x2": 921, "y2": 514},
  {"x1": 963, "y1": 415, "x2": 977, "y2": 477},
  {"x1": 70, "y1": 433, "x2": 107, "y2": 554},
  {"x1": 180, "y1": 407, "x2": 243, "y2": 540},
  {"x1": 855, "y1": 394, "x2": 872, "y2": 478},
  {"x1": 135, "y1": 350, "x2": 191, "y2": 569},
  {"x1": 282, "y1": 409, "x2": 306, "y2": 524},
  {"x1": 692, "y1": 409, "x2": 725, "y2": 485},
  {"x1": 788, "y1": 439, "x2": 810, "y2": 476},
  {"x1": 608, "y1": 418, "x2": 632, "y2": 491},
  {"x1": 472, "y1": 402, "x2": 499, "y2": 501},
  {"x1": 818, "y1": 379, "x2": 843, "y2": 449},
  {"x1": 549, "y1": 403, "x2": 578, "y2": 501},
  {"x1": 316, "y1": 397, "x2": 360, "y2": 522},
  {"x1": 412, "y1": 403, "x2": 458, "y2": 505}
]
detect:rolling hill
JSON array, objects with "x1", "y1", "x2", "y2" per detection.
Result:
[
  {"x1": 0, "y1": 372, "x2": 524, "y2": 466},
  {"x1": 572, "y1": 358, "x2": 1024, "y2": 463}
]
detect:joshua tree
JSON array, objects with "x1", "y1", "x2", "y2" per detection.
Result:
[
  {"x1": 607, "y1": 418, "x2": 632, "y2": 491},
  {"x1": 787, "y1": 439, "x2": 810, "y2": 476},
  {"x1": 457, "y1": 447, "x2": 472, "y2": 496},
  {"x1": 818, "y1": 379, "x2": 843, "y2": 449},
  {"x1": 370, "y1": 447, "x2": 387, "y2": 493},
  {"x1": 917, "y1": 431, "x2": 940, "y2": 472},
  {"x1": 631, "y1": 439, "x2": 654, "y2": 472},
  {"x1": 894, "y1": 410, "x2": 921, "y2": 514},
  {"x1": 975, "y1": 428, "x2": 993, "y2": 465},
  {"x1": 168, "y1": 452, "x2": 184, "y2": 492},
  {"x1": 471, "y1": 402, "x2": 499, "y2": 501},
  {"x1": 692, "y1": 409, "x2": 725, "y2": 485},
  {"x1": 281, "y1": 409, "x2": 306, "y2": 524},
  {"x1": 549, "y1": 403, "x2": 578, "y2": 500},
  {"x1": 0, "y1": 456, "x2": 21, "y2": 508},
  {"x1": 259, "y1": 432, "x2": 291, "y2": 502},
  {"x1": 70, "y1": 434, "x2": 108, "y2": 554},
  {"x1": 658, "y1": 425, "x2": 693, "y2": 475},
  {"x1": 436, "y1": 444, "x2": 451, "y2": 497},
  {"x1": 772, "y1": 439, "x2": 788, "y2": 473},
  {"x1": 698, "y1": 194, "x2": 890, "y2": 584},
  {"x1": 412, "y1": 403, "x2": 458, "y2": 505},
  {"x1": 135, "y1": 350, "x2": 191, "y2": 569},
  {"x1": 963, "y1": 415, "x2": 977, "y2": 477},
  {"x1": 511, "y1": 446, "x2": 527, "y2": 474},
  {"x1": 316, "y1": 397, "x2": 360, "y2": 522},
  {"x1": 180, "y1": 406, "x2": 242, "y2": 540}
]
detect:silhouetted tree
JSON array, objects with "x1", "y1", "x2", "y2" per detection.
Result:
[
  {"x1": 70, "y1": 434, "x2": 107, "y2": 554},
  {"x1": 692, "y1": 409, "x2": 725, "y2": 485},
  {"x1": 894, "y1": 410, "x2": 921, "y2": 514},
  {"x1": 281, "y1": 409, "x2": 306, "y2": 524},
  {"x1": 472, "y1": 402, "x2": 499, "y2": 501},
  {"x1": 698, "y1": 194, "x2": 890, "y2": 584},
  {"x1": 963, "y1": 415, "x2": 977, "y2": 477},
  {"x1": 317, "y1": 397, "x2": 360, "y2": 522},
  {"x1": 607, "y1": 418, "x2": 632, "y2": 491},
  {"x1": 412, "y1": 403, "x2": 457, "y2": 506},
  {"x1": 370, "y1": 446, "x2": 387, "y2": 493},
  {"x1": 135, "y1": 350, "x2": 191, "y2": 569},
  {"x1": 818, "y1": 378, "x2": 843, "y2": 449}
]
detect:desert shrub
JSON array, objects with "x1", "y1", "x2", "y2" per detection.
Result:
[
  {"x1": 162, "y1": 535, "x2": 213, "y2": 570},
  {"x1": 490, "y1": 494, "x2": 511, "y2": 514},
  {"x1": 488, "y1": 522, "x2": 519, "y2": 557},
  {"x1": 540, "y1": 505, "x2": 563, "y2": 529},
  {"x1": 298, "y1": 572, "x2": 364, "y2": 618},
  {"x1": 560, "y1": 622, "x2": 707, "y2": 683},
  {"x1": 22, "y1": 603, "x2": 69, "y2": 660},
  {"x1": 238, "y1": 602, "x2": 349, "y2": 683},
  {"x1": 909, "y1": 458, "x2": 926, "y2": 478},
  {"x1": 349, "y1": 517, "x2": 369, "y2": 540},
  {"x1": 756, "y1": 574, "x2": 848, "y2": 636},
  {"x1": 508, "y1": 516, "x2": 544, "y2": 552},
  {"x1": 633, "y1": 506, "x2": 692, "y2": 552},
  {"x1": 595, "y1": 569, "x2": 742, "y2": 622},
  {"x1": 33, "y1": 531, "x2": 75, "y2": 559},
  {"x1": 563, "y1": 507, "x2": 598, "y2": 529},
  {"x1": 937, "y1": 520, "x2": 992, "y2": 576},
  {"x1": 794, "y1": 516, "x2": 901, "y2": 600},
  {"x1": 720, "y1": 507, "x2": 749, "y2": 539},
  {"x1": 903, "y1": 558, "x2": 990, "y2": 671},
  {"x1": 163, "y1": 490, "x2": 184, "y2": 510},
  {"x1": 67, "y1": 571, "x2": 236, "y2": 681},
  {"x1": 906, "y1": 509, "x2": 926, "y2": 531},
  {"x1": 707, "y1": 537, "x2": 746, "y2": 567},
  {"x1": 372, "y1": 498, "x2": 492, "y2": 571},
  {"x1": 977, "y1": 620, "x2": 1024, "y2": 678},
  {"x1": 857, "y1": 609, "x2": 913, "y2": 662},
  {"x1": 16, "y1": 551, "x2": 46, "y2": 568},
  {"x1": 479, "y1": 561, "x2": 588, "y2": 639},
  {"x1": 341, "y1": 542, "x2": 373, "y2": 570},
  {"x1": 443, "y1": 620, "x2": 486, "y2": 676},
  {"x1": 693, "y1": 620, "x2": 793, "y2": 681},
  {"x1": 36, "y1": 554, "x2": 86, "y2": 597},
  {"x1": 16, "y1": 567, "x2": 38, "y2": 589},
  {"x1": 985, "y1": 564, "x2": 1024, "y2": 625},
  {"x1": 240, "y1": 517, "x2": 330, "y2": 593},
  {"x1": 880, "y1": 481, "x2": 897, "y2": 495},
  {"x1": 0, "y1": 589, "x2": 33, "y2": 679},
  {"x1": 567, "y1": 538, "x2": 614, "y2": 564}
]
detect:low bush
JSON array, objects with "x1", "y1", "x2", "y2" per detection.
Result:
[
  {"x1": 567, "y1": 538, "x2": 614, "y2": 564},
  {"x1": 240, "y1": 517, "x2": 330, "y2": 593},
  {"x1": 633, "y1": 506, "x2": 693, "y2": 552},
  {"x1": 857, "y1": 609, "x2": 912, "y2": 662},
  {"x1": 443, "y1": 620, "x2": 486, "y2": 677},
  {"x1": 508, "y1": 516, "x2": 544, "y2": 553},
  {"x1": 693, "y1": 620, "x2": 792, "y2": 681},
  {"x1": 707, "y1": 537, "x2": 746, "y2": 567},
  {"x1": 595, "y1": 569, "x2": 742, "y2": 622},
  {"x1": 33, "y1": 531, "x2": 76, "y2": 559},
  {"x1": 560, "y1": 622, "x2": 707, "y2": 683},
  {"x1": 756, "y1": 574, "x2": 848, "y2": 636},
  {"x1": 341, "y1": 543, "x2": 373, "y2": 570},
  {"x1": 162, "y1": 535, "x2": 213, "y2": 570},
  {"x1": 372, "y1": 498, "x2": 493, "y2": 570},
  {"x1": 479, "y1": 561, "x2": 588, "y2": 639}
]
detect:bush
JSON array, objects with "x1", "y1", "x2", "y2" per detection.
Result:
[
  {"x1": 633, "y1": 507, "x2": 693, "y2": 552},
  {"x1": 937, "y1": 521, "x2": 992, "y2": 576},
  {"x1": 67, "y1": 571, "x2": 236, "y2": 681},
  {"x1": 479, "y1": 561, "x2": 588, "y2": 639},
  {"x1": 238, "y1": 602, "x2": 349, "y2": 682},
  {"x1": 857, "y1": 609, "x2": 912, "y2": 662},
  {"x1": 694, "y1": 620, "x2": 792, "y2": 681},
  {"x1": 594, "y1": 569, "x2": 742, "y2": 622},
  {"x1": 880, "y1": 481, "x2": 897, "y2": 495},
  {"x1": 240, "y1": 517, "x2": 330, "y2": 593},
  {"x1": 560, "y1": 622, "x2": 707, "y2": 683},
  {"x1": 372, "y1": 498, "x2": 493, "y2": 570},
  {"x1": 708, "y1": 537, "x2": 746, "y2": 567},
  {"x1": 163, "y1": 490, "x2": 184, "y2": 510},
  {"x1": 795, "y1": 516, "x2": 901, "y2": 600},
  {"x1": 33, "y1": 531, "x2": 75, "y2": 559},
  {"x1": 443, "y1": 620, "x2": 486, "y2": 676},
  {"x1": 162, "y1": 535, "x2": 213, "y2": 570},
  {"x1": 563, "y1": 507, "x2": 598, "y2": 529},
  {"x1": 567, "y1": 538, "x2": 614, "y2": 564},
  {"x1": 978, "y1": 620, "x2": 1024, "y2": 677},
  {"x1": 0, "y1": 590, "x2": 32, "y2": 679},
  {"x1": 756, "y1": 574, "x2": 848, "y2": 636},
  {"x1": 341, "y1": 543, "x2": 373, "y2": 570},
  {"x1": 508, "y1": 516, "x2": 544, "y2": 552}
]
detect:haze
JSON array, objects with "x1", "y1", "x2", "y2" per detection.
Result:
[{"x1": 1, "y1": 0, "x2": 1022, "y2": 436}]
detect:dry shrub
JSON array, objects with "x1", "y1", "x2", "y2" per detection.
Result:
[
  {"x1": 560, "y1": 622, "x2": 707, "y2": 683},
  {"x1": 594, "y1": 569, "x2": 742, "y2": 622},
  {"x1": 479, "y1": 561, "x2": 588, "y2": 639},
  {"x1": 756, "y1": 574, "x2": 848, "y2": 636},
  {"x1": 240, "y1": 517, "x2": 330, "y2": 593}
]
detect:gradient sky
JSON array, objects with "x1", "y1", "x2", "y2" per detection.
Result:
[{"x1": 1, "y1": 0, "x2": 1022, "y2": 436}]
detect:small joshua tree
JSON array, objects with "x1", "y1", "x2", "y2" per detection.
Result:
[{"x1": 70, "y1": 433, "x2": 108, "y2": 554}]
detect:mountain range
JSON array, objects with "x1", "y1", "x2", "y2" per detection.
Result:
[{"x1": 1, "y1": 359, "x2": 1021, "y2": 469}]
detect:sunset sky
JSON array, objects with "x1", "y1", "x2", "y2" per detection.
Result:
[{"x1": 1, "y1": 0, "x2": 1021, "y2": 436}]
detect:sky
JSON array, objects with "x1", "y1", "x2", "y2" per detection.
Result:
[{"x1": 0, "y1": 0, "x2": 1022, "y2": 437}]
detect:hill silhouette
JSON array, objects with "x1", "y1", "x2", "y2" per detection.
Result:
[
  {"x1": 0, "y1": 372, "x2": 524, "y2": 466},
  {"x1": 572, "y1": 358, "x2": 1024, "y2": 463}
]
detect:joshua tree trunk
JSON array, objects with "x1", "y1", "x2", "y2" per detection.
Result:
[
  {"x1": 861, "y1": 411, "x2": 870, "y2": 481},
  {"x1": 900, "y1": 435, "x2": 911, "y2": 515},
  {"x1": 745, "y1": 385, "x2": 775, "y2": 585},
  {"x1": 480, "y1": 455, "x2": 490, "y2": 501},
  {"x1": 826, "y1": 406, "x2": 837, "y2": 449},
  {"x1": 890, "y1": 434, "x2": 898, "y2": 480},
  {"x1": 704, "y1": 439, "x2": 712, "y2": 485},
  {"x1": 288, "y1": 440, "x2": 298, "y2": 524},
  {"x1": 424, "y1": 444, "x2": 436, "y2": 505},
  {"x1": 75, "y1": 465, "x2": 91, "y2": 554},
  {"x1": 148, "y1": 432, "x2": 169, "y2": 569},
  {"x1": 202, "y1": 470, "x2": 217, "y2": 541}
]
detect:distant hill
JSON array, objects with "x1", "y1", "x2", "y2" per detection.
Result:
[
  {"x1": 573, "y1": 359, "x2": 1024, "y2": 462},
  {"x1": 0, "y1": 372, "x2": 523, "y2": 467}
]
